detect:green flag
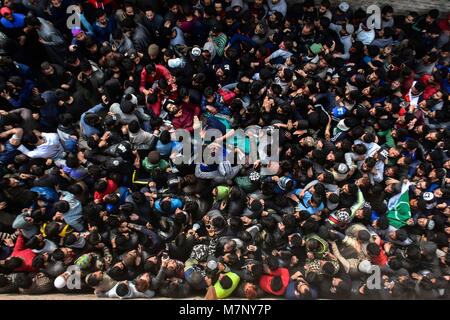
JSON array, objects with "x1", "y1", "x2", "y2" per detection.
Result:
[{"x1": 386, "y1": 182, "x2": 411, "y2": 229}]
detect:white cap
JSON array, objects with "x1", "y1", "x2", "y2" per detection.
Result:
[
  {"x1": 338, "y1": 2, "x2": 350, "y2": 13},
  {"x1": 358, "y1": 260, "x2": 372, "y2": 274},
  {"x1": 54, "y1": 275, "x2": 67, "y2": 289},
  {"x1": 168, "y1": 58, "x2": 183, "y2": 68},
  {"x1": 191, "y1": 47, "x2": 202, "y2": 57},
  {"x1": 337, "y1": 163, "x2": 349, "y2": 174},
  {"x1": 423, "y1": 192, "x2": 434, "y2": 202},
  {"x1": 207, "y1": 260, "x2": 218, "y2": 270}
]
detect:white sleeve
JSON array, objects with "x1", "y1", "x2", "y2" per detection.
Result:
[{"x1": 17, "y1": 144, "x2": 31, "y2": 155}]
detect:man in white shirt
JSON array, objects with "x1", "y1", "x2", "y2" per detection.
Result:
[
  {"x1": 102, "y1": 280, "x2": 155, "y2": 299},
  {"x1": 356, "y1": 21, "x2": 375, "y2": 45},
  {"x1": 17, "y1": 130, "x2": 64, "y2": 160}
]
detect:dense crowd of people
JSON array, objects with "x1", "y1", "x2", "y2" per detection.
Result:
[{"x1": 0, "y1": 0, "x2": 449, "y2": 300}]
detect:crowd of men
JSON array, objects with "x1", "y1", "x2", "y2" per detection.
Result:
[{"x1": 0, "y1": 0, "x2": 449, "y2": 299}]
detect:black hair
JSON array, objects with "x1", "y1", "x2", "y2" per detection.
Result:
[
  {"x1": 226, "y1": 253, "x2": 239, "y2": 266},
  {"x1": 94, "y1": 179, "x2": 108, "y2": 193},
  {"x1": 128, "y1": 120, "x2": 140, "y2": 133},
  {"x1": 367, "y1": 242, "x2": 380, "y2": 256},
  {"x1": 0, "y1": 274, "x2": 9, "y2": 288},
  {"x1": 335, "y1": 280, "x2": 351, "y2": 297},
  {"x1": 108, "y1": 266, "x2": 127, "y2": 280},
  {"x1": 53, "y1": 200, "x2": 70, "y2": 213},
  {"x1": 86, "y1": 274, "x2": 101, "y2": 287},
  {"x1": 160, "y1": 199, "x2": 172, "y2": 213},
  {"x1": 270, "y1": 276, "x2": 283, "y2": 292},
  {"x1": 32, "y1": 255, "x2": 46, "y2": 269},
  {"x1": 322, "y1": 262, "x2": 336, "y2": 276},
  {"x1": 64, "y1": 233, "x2": 78, "y2": 246},
  {"x1": 116, "y1": 282, "x2": 130, "y2": 297},
  {"x1": 219, "y1": 275, "x2": 233, "y2": 289},
  {"x1": 395, "y1": 229, "x2": 408, "y2": 242},
  {"x1": 427, "y1": 9, "x2": 439, "y2": 19},
  {"x1": 211, "y1": 216, "x2": 226, "y2": 230},
  {"x1": 357, "y1": 230, "x2": 371, "y2": 242},
  {"x1": 44, "y1": 221, "x2": 62, "y2": 239},
  {"x1": 282, "y1": 213, "x2": 296, "y2": 228},
  {"x1": 267, "y1": 255, "x2": 279, "y2": 271},
  {"x1": 115, "y1": 234, "x2": 128, "y2": 247},
  {"x1": 374, "y1": 216, "x2": 389, "y2": 231},
  {"x1": 5, "y1": 257, "x2": 23, "y2": 270},
  {"x1": 307, "y1": 239, "x2": 319, "y2": 252},
  {"x1": 238, "y1": 231, "x2": 252, "y2": 243},
  {"x1": 52, "y1": 249, "x2": 65, "y2": 261},
  {"x1": 406, "y1": 245, "x2": 421, "y2": 260},
  {"x1": 389, "y1": 258, "x2": 402, "y2": 271},
  {"x1": 160, "y1": 130, "x2": 171, "y2": 144},
  {"x1": 250, "y1": 199, "x2": 263, "y2": 212},
  {"x1": 87, "y1": 231, "x2": 101, "y2": 246},
  {"x1": 16, "y1": 273, "x2": 33, "y2": 289}
]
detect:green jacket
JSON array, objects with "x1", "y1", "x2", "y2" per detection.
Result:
[
  {"x1": 214, "y1": 272, "x2": 240, "y2": 299},
  {"x1": 214, "y1": 186, "x2": 230, "y2": 201},
  {"x1": 142, "y1": 158, "x2": 169, "y2": 176},
  {"x1": 377, "y1": 129, "x2": 395, "y2": 148},
  {"x1": 305, "y1": 234, "x2": 329, "y2": 259}
]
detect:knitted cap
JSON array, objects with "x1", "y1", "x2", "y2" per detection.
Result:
[
  {"x1": 309, "y1": 43, "x2": 322, "y2": 55},
  {"x1": 148, "y1": 44, "x2": 159, "y2": 57}
]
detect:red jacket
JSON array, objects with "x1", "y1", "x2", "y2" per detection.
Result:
[
  {"x1": 259, "y1": 267, "x2": 290, "y2": 296},
  {"x1": 171, "y1": 102, "x2": 201, "y2": 133},
  {"x1": 11, "y1": 233, "x2": 37, "y2": 272},
  {"x1": 421, "y1": 74, "x2": 440, "y2": 100},
  {"x1": 139, "y1": 64, "x2": 174, "y2": 93},
  {"x1": 370, "y1": 241, "x2": 388, "y2": 266},
  {"x1": 94, "y1": 179, "x2": 118, "y2": 203}
]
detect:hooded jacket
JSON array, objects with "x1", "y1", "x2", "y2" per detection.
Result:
[
  {"x1": 259, "y1": 267, "x2": 290, "y2": 296},
  {"x1": 12, "y1": 213, "x2": 39, "y2": 239},
  {"x1": 94, "y1": 179, "x2": 118, "y2": 203},
  {"x1": 11, "y1": 233, "x2": 38, "y2": 272},
  {"x1": 203, "y1": 41, "x2": 217, "y2": 62},
  {"x1": 267, "y1": 0, "x2": 287, "y2": 17},
  {"x1": 60, "y1": 191, "x2": 85, "y2": 232}
]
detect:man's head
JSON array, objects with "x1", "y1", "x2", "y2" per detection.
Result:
[
  {"x1": 243, "y1": 282, "x2": 257, "y2": 299},
  {"x1": 85, "y1": 271, "x2": 103, "y2": 287},
  {"x1": 16, "y1": 273, "x2": 33, "y2": 289},
  {"x1": 1, "y1": 7, "x2": 13, "y2": 21},
  {"x1": 4, "y1": 257, "x2": 22, "y2": 270},
  {"x1": 219, "y1": 274, "x2": 233, "y2": 289},
  {"x1": 97, "y1": 10, "x2": 108, "y2": 25},
  {"x1": 426, "y1": 9, "x2": 439, "y2": 24},
  {"x1": 381, "y1": 5, "x2": 394, "y2": 21},
  {"x1": 135, "y1": 273, "x2": 151, "y2": 292},
  {"x1": 54, "y1": 200, "x2": 70, "y2": 214},
  {"x1": 116, "y1": 282, "x2": 130, "y2": 297}
]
